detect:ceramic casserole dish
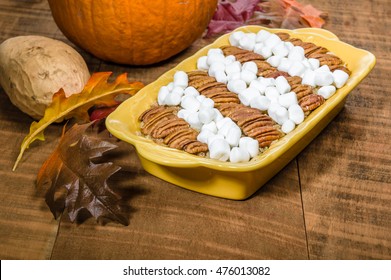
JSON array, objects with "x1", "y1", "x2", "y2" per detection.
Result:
[{"x1": 106, "y1": 26, "x2": 376, "y2": 200}]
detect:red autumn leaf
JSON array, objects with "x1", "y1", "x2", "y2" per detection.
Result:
[
  {"x1": 206, "y1": 0, "x2": 261, "y2": 37},
  {"x1": 36, "y1": 122, "x2": 128, "y2": 225},
  {"x1": 89, "y1": 104, "x2": 120, "y2": 122},
  {"x1": 206, "y1": 0, "x2": 327, "y2": 37}
]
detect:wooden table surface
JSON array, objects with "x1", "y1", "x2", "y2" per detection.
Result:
[{"x1": 0, "y1": 0, "x2": 390, "y2": 260}]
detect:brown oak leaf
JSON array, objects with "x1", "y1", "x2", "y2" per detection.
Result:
[{"x1": 36, "y1": 122, "x2": 128, "y2": 225}]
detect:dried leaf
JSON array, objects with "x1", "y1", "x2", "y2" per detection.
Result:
[
  {"x1": 206, "y1": 0, "x2": 327, "y2": 37},
  {"x1": 206, "y1": 0, "x2": 261, "y2": 37},
  {"x1": 89, "y1": 104, "x2": 120, "y2": 123},
  {"x1": 13, "y1": 72, "x2": 144, "y2": 170},
  {"x1": 37, "y1": 122, "x2": 128, "y2": 225}
]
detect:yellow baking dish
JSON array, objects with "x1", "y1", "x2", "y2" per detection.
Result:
[{"x1": 106, "y1": 26, "x2": 376, "y2": 200}]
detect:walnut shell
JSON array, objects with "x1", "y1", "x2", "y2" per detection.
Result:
[{"x1": 0, "y1": 35, "x2": 90, "y2": 119}]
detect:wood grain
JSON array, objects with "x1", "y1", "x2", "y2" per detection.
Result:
[
  {"x1": 0, "y1": 0, "x2": 390, "y2": 260},
  {"x1": 298, "y1": 0, "x2": 391, "y2": 259},
  {"x1": 49, "y1": 135, "x2": 307, "y2": 259}
]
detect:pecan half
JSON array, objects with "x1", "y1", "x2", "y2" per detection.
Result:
[
  {"x1": 275, "y1": 32, "x2": 290, "y2": 41},
  {"x1": 164, "y1": 128, "x2": 197, "y2": 145},
  {"x1": 150, "y1": 118, "x2": 189, "y2": 139},
  {"x1": 235, "y1": 52, "x2": 264, "y2": 63},
  {"x1": 183, "y1": 141, "x2": 209, "y2": 154},
  {"x1": 299, "y1": 94, "x2": 325, "y2": 112},
  {"x1": 188, "y1": 76, "x2": 216, "y2": 88},
  {"x1": 221, "y1": 45, "x2": 249, "y2": 56}
]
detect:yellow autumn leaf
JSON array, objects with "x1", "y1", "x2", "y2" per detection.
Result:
[{"x1": 13, "y1": 72, "x2": 144, "y2": 171}]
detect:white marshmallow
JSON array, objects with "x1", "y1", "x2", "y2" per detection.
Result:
[
  {"x1": 218, "y1": 121, "x2": 235, "y2": 138},
  {"x1": 197, "y1": 129, "x2": 214, "y2": 144},
  {"x1": 272, "y1": 42, "x2": 289, "y2": 57},
  {"x1": 249, "y1": 80, "x2": 267, "y2": 94},
  {"x1": 181, "y1": 95, "x2": 201, "y2": 112},
  {"x1": 302, "y1": 59, "x2": 311, "y2": 70},
  {"x1": 171, "y1": 86, "x2": 184, "y2": 97},
  {"x1": 267, "y1": 55, "x2": 282, "y2": 68},
  {"x1": 332, "y1": 69, "x2": 349, "y2": 88},
  {"x1": 256, "y1": 30, "x2": 271, "y2": 43},
  {"x1": 207, "y1": 52, "x2": 225, "y2": 66},
  {"x1": 288, "y1": 104, "x2": 305, "y2": 124},
  {"x1": 302, "y1": 70, "x2": 316, "y2": 87},
  {"x1": 317, "y1": 85, "x2": 336, "y2": 99},
  {"x1": 215, "y1": 70, "x2": 228, "y2": 84},
  {"x1": 239, "y1": 137, "x2": 259, "y2": 158},
  {"x1": 239, "y1": 34, "x2": 255, "y2": 51},
  {"x1": 278, "y1": 91, "x2": 298, "y2": 108},
  {"x1": 314, "y1": 71, "x2": 334, "y2": 86},
  {"x1": 316, "y1": 65, "x2": 331, "y2": 72},
  {"x1": 197, "y1": 56, "x2": 209, "y2": 70},
  {"x1": 216, "y1": 117, "x2": 233, "y2": 130},
  {"x1": 164, "y1": 91, "x2": 182, "y2": 106},
  {"x1": 226, "y1": 125, "x2": 242, "y2": 147},
  {"x1": 242, "y1": 61, "x2": 258, "y2": 74},
  {"x1": 227, "y1": 72, "x2": 241, "y2": 81},
  {"x1": 277, "y1": 58, "x2": 292, "y2": 72},
  {"x1": 258, "y1": 46, "x2": 273, "y2": 59},
  {"x1": 224, "y1": 55, "x2": 236, "y2": 65},
  {"x1": 276, "y1": 106, "x2": 289, "y2": 125},
  {"x1": 167, "y1": 82, "x2": 174, "y2": 91},
  {"x1": 198, "y1": 108, "x2": 216, "y2": 124},
  {"x1": 288, "y1": 46, "x2": 305, "y2": 61},
  {"x1": 229, "y1": 147, "x2": 250, "y2": 163},
  {"x1": 200, "y1": 98, "x2": 214, "y2": 110},
  {"x1": 284, "y1": 41, "x2": 294, "y2": 50},
  {"x1": 308, "y1": 58, "x2": 320, "y2": 70},
  {"x1": 202, "y1": 121, "x2": 218, "y2": 134},
  {"x1": 258, "y1": 77, "x2": 275, "y2": 87},
  {"x1": 207, "y1": 134, "x2": 224, "y2": 146},
  {"x1": 177, "y1": 109, "x2": 190, "y2": 120},
  {"x1": 250, "y1": 95, "x2": 270, "y2": 111},
  {"x1": 288, "y1": 61, "x2": 306, "y2": 77},
  {"x1": 253, "y1": 43, "x2": 264, "y2": 55},
  {"x1": 229, "y1": 31, "x2": 245, "y2": 46},
  {"x1": 275, "y1": 76, "x2": 291, "y2": 94},
  {"x1": 227, "y1": 79, "x2": 247, "y2": 94},
  {"x1": 240, "y1": 69, "x2": 257, "y2": 85},
  {"x1": 239, "y1": 87, "x2": 259, "y2": 106},
  {"x1": 196, "y1": 94, "x2": 206, "y2": 103},
  {"x1": 187, "y1": 112, "x2": 202, "y2": 130},
  {"x1": 264, "y1": 33, "x2": 282, "y2": 49},
  {"x1": 213, "y1": 108, "x2": 224, "y2": 122},
  {"x1": 207, "y1": 48, "x2": 223, "y2": 56},
  {"x1": 157, "y1": 86, "x2": 169, "y2": 105},
  {"x1": 173, "y1": 71, "x2": 188, "y2": 88},
  {"x1": 209, "y1": 139, "x2": 231, "y2": 162},
  {"x1": 208, "y1": 61, "x2": 225, "y2": 77},
  {"x1": 267, "y1": 103, "x2": 280, "y2": 123},
  {"x1": 184, "y1": 86, "x2": 199, "y2": 97},
  {"x1": 265, "y1": 86, "x2": 280, "y2": 101},
  {"x1": 281, "y1": 119, "x2": 296, "y2": 134},
  {"x1": 225, "y1": 61, "x2": 241, "y2": 75}
]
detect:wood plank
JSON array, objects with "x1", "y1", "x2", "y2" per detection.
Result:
[
  {"x1": 0, "y1": 91, "x2": 62, "y2": 259},
  {"x1": 0, "y1": 0, "x2": 102, "y2": 260},
  {"x1": 298, "y1": 0, "x2": 391, "y2": 259},
  {"x1": 51, "y1": 138, "x2": 308, "y2": 259},
  {"x1": 0, "y1": 0, "x2": 66, "y2": 260}
]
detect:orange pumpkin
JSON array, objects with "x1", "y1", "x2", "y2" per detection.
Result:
[{"x1": 47, "y1": 0, "x2": 218, "y2": 65}]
